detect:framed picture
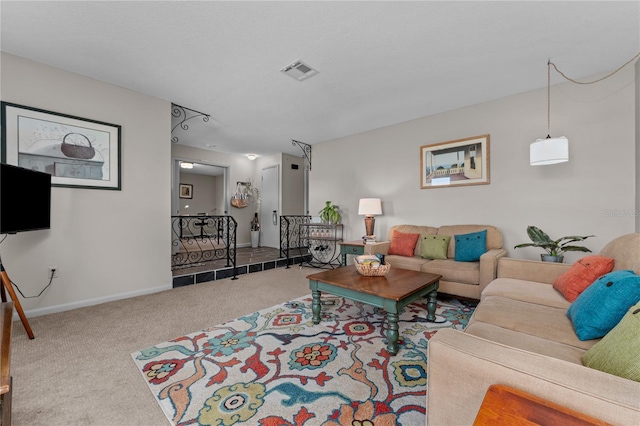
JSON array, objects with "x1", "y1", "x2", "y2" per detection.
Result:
[
  {"x1": 1, "y1": 102, "x2": 121, "y2": 190},
  {"x1": 420, "y1": 134, "x2": 490, "y2": 189},
  {"x1": 179, "y1": 184, "x2": 193, "y2": 199}
]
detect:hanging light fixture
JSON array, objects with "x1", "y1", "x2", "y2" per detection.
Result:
[
  {"x1": 530, "y1": 60, "x2": 568, "y2": 166},
  {"x1": 530, "y1": 51, "x2": 639, "y2": 166}
]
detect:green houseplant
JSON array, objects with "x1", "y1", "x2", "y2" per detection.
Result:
[
  {"x1": 318, "y1": 201, "x2": 341, "y2": 224},
  {"x1": 514, "y1": 225, "x2": 594, "y2": 263}
]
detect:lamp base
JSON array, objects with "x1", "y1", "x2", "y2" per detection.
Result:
[{"x1": 364, "y1": 216, "x2": 375, "y2": 237}]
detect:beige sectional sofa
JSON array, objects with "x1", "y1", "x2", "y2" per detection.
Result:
[
  {"x1": 427, "y1": 233, "x2": 640, "y2": 425},
  {"x1": 365, "y1": 224, "x2": 506, "y2": 299}
]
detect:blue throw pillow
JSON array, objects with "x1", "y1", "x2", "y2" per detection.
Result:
[
  {"x1": 454, "y1": 229, "x2": 487, "y2": 262},
  {"x1": 567, "y1": 270, "x2": 640, "y2": 341}
]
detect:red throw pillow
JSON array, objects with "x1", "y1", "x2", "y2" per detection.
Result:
[
  {"x1": 553, "y1": 255, "x2": 615, "y2": 302},
  {"x1": 388, "y1": 231, "x2": 420, "y2": 257}
]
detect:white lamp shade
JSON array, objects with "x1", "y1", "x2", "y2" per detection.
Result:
[
  {"x1": 358, "y1": 198, "x2": 382, "y2": 216},
  {"x1": 530, "y1": 136, "x2": 569, "y2": 166}
]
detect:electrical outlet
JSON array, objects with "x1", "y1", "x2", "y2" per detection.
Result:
[{"x1": 48, "y1": 267, "x2": 58, "y2": 279}]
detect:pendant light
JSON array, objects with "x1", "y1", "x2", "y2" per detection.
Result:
[{"x1": 530, "y1": 60, "x2": 568, "y2": 166}]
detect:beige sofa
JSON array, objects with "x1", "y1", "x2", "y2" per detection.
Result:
[
  {"x1": 427, "y1": 233, "x2": 640, "y2": 425},
  {"x1": 365, "y1": 224, "x2": 506, "y2": 299}
]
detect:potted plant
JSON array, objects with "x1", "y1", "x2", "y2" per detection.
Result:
[
  {"x1": 514, "y1": 225, "x2": 594, "y2": 263},
  {"x1": 318, "y1": 201, "x2": 341, "y2": 224}
]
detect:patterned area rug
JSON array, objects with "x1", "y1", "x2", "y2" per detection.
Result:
[{"x1": 132, "y1": 294, "x2": 476, "y2": 426}]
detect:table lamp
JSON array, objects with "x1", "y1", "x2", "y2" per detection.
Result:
[{"x1": 358, "y1": 198, "x2": 382, "y2": 237}]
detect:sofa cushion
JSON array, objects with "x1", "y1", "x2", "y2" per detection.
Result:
[
  {"x1": 582, "y1": 302, "x2": 640, "y2": 381},
  {"x1": 420, "y1": 235, "x2": 451, "y2": 260},
  {"x1": 553, "y1": 255, "x2": 615, "y2": 302},
  {"x1": 422, "y1": 259, "x2": 480, "y2": 285},
  {"x1": 464, "y1": 321, "x2": 586, "y2": 364},
  {"x1": 567, "y1": 270, "x2": 640, "y2": 341},
  {"x1": 482, "y1": 278, "x2": 570, "y2": 309},
  {"x1": 472, "y1": 295, "x2": 597, "y2": 350},
  {"x1": 387, "y1": 230, "x2": 420, "y2": 257},
  {"x1": 384, "y1": 255, "x2": 429, "y2": 272},
  {"x1": 454, "y1": 230, "x2": 487, "y2": 262}
]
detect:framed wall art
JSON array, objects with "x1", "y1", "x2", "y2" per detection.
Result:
[
  {"x1": 1, "y1": 102, "x2": 121, "y2": 190},
  {"x1": 420, "y1": 134, "x2": 490, "y2": 189},
  {"x1": 179, "y1": 184, "x2": 193, "y2": 199}
]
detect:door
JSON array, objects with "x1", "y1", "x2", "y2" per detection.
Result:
[{"x1": 260, "y1": 165, "x2": 279, "y2": 248}]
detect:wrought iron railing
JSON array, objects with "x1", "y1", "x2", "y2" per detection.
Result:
[
  {"x1": 280, "y1": 215, "x2": 312, "y2": 267},
  {"x1": 171, "y1": 215, "x2": 237, "y2": 278}
]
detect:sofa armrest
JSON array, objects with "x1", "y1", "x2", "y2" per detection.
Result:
[
  {"x1": 497, "y1": 257, "x2": 571, "y2": 284},
  {"x1": 363, "y1": 241, "x2": 390, "y2": 256},
  {"x1": 478, "y1": 248, "x2": 508, "y2": 293},
  {"x1": 427, "y1": 329, "x2": 640, "y2": 426}
]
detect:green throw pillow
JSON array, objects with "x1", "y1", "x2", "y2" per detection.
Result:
[
  {"x1": 582, "y1": 302, "x2": 640, "y2": 382},
  {"x1": 420, "y1": 235, "x2": 451, "y2": 260}
]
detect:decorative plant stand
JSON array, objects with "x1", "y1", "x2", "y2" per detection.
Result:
[{"x1": 299, "y1": 223, "x2": 343, "y2": 268}]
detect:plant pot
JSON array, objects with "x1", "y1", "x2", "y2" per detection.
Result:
[
  {"x1": 541, "y1": 254, "x2": 564, "y2": 263},
  {"x1": 251, "y1": 231, "x2": 260, "y2": 248}
]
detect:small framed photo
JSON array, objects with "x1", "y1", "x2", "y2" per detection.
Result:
[
  {"x1": 420, "y1": 134, "x2": 490, "y2": 189},
  {"x1": 179, "y1": 184, "x2": 193, "y2": 199},
  {"x1": 1, "y1": 102, "x2": 121, "y2": 190}
]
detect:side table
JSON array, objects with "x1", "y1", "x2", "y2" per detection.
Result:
[{"x1": 338, "y1": 241, "x2": 365, "y2": 266}]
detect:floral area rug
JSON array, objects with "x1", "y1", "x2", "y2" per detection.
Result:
[{"x1": 131, "y1": 294, "x2": 476, "y2": 426}]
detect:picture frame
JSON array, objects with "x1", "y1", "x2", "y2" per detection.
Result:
[
  {"x1": 420, "y1": 134, "x2": 490, "y2": 189},
  {"x1": 179, "y1": 184, "x2": 193, "y2": 199},
  {"x1": 1, "y1": 102, "x2": 121, "y2": 190}
]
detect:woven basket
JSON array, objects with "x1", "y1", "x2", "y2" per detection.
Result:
[{"x1": 355, "y1": 262, "x2": 391, "y2": 277}]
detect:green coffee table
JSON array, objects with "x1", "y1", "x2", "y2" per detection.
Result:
[{"x1": 307, "y1": 266, "x2": 440, "y2": 355}]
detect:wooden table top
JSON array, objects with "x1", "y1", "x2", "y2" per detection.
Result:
[
  {"x1": 307, "y1": 266, "x2": 441, "y2": 301},
  {"x1": 338, "y1": 241, "x2": 365, "y2": 247},
  {"x1": 473, "y1": 384, "x2": 612, "y2": 426}
]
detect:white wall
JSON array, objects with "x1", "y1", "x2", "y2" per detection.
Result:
[
  {"x1": 636, "y1": 60, "x2": 640, "y2": 232},
  {"x1": 178, "y1": 173, "x2": 218, "y2": 215},
  {"x1": 310, "y1": 67, "x2": 636, "y2": 263},
  {"x1": 282, "y1": 153, "x2": 305, "y2": 215},
  {"x1": 1, "y1": 53, "x2": 172, "y2": 317}
]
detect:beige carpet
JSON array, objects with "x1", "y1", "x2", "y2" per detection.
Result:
[{"x1": 10, "y1": 266, "x2": 313, "y2": 426}]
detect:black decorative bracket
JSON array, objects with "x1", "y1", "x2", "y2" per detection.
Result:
[
  {"x1": 292, "y1": 140, "x2": 312, "y2": 171},
  {"x1": 171, "y1": 103, "x2": 211, "y2": 144}
]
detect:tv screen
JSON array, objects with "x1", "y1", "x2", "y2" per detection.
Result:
[{"x1": 0, "y1": 163, "x2": 51, "y2": 234}]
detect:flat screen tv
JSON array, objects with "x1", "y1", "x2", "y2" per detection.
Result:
[{"x1": 0, "y1": 163, "x2": 51, "y2": 234}]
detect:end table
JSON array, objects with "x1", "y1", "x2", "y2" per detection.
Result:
[{"x1": 338, "y1": 241, "x2": 365, "y2": 266}]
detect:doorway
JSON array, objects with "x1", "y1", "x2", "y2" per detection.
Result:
[
  {"x1": 260, "y1": 165, "x2": 279, "y2": 248},
  {"x1": 172, "y1": 159, "x2": 228, "y2": 216}
]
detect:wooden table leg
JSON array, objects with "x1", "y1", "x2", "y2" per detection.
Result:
[
  {"x1": 426, "y1": 290, "x2": 438, "y2": 322},
  {"x1": 311, "y1": 288, "x2": 321, "y2": 324},
  {"x1": 386, "y1": 312, "x2": 400, "y2": 355}
]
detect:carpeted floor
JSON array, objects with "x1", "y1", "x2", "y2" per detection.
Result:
[
  {"x1": 131, "y1": 294, "x2": 476, "y2": 425},
  {"x1": 10, "y1": 267, "x2": 313, "y2": 426}
]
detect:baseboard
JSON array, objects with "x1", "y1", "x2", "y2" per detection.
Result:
[{"x1": 18, "y1": 284, "x2": 173, "y2": 320}]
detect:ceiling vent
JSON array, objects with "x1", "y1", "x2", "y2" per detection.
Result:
[{"x1": 280, "y1": 60, "x2": 319, "y2": 81}]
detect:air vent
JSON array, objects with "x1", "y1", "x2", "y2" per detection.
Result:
[{"x1": 280, "y1": 60, "x2": 319, "y2": 81}]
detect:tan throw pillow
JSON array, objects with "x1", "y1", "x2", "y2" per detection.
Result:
[
  {"x1": 582, "y1": 302, "x2": 640, "y2": 382},
  {"x1": 420, "y1": 235, "x2": 451, "y2": 260},
  {"x1": 553, "y1": 255, "x2": 614, "y2": 302},
  {"x1": 388, "y1": 230, "x2": 420, "y2": 257}
]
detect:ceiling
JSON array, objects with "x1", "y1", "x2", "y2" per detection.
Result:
[{"x1": 1, "y1": 1, "x2": 639, "y2": 158}]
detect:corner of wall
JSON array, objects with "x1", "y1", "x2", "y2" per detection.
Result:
[{"x1": 636, "y1": 59, "x2": 640, "y2": 232}]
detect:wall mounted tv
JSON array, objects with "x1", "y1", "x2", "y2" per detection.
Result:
[{"x1": 0, "y1": 163, "x2": 51, "y2": 234}]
